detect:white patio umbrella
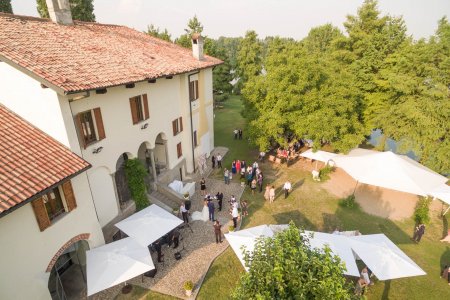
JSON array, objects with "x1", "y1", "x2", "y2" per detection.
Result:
[
  {"x1": 429, "y1": 184, "x2": 450, "y2": 214},
  {"x1": 86, "y1": 237, "x2": 155, "y2": 296},
  {"x1": 115, "y1": 204, "x2": 183, "y2": 247},
  {"x1": 334, "y1": 149, "x2": 447, "y2": 196},
  {"x1": 224, "y1": 225, "x2": 274, "y2": 270},
  {"x1": 300, "y1": 149, "x2": 337, "y2": 169},
  {"x1": 349, "y1": 234, "x2": 426, "y2": 280}
]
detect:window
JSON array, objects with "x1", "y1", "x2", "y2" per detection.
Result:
[
  {"x1": 189, "y1": 80, "x2": 199, "y2": 101},
  {"x1": 193, "y1": 130, "x2": 198, "y2": 147},
  {"x1": 177, "y1": 142, "x2": 182, "y2": 158},
  {"x1": 172, "y1": 117, "x2": 183, "y2": 136},
  {"x1": 76, "y1": 108, "x2": 105, "y2": 148},
  {"x1": 129, "y1": 94, "x2": 149, "y2": 124},
  {"x1": 31, "y1": 181, "x2": 77, "y2": 231}
]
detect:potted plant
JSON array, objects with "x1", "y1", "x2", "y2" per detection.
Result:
[
  {"x1": 228, "y1": 225, "x2": 235, "y2": 232},
  {"x1": 183, "y1": 280, "x2": 194, "y2": 296},
  {"x1": 183, "y1": 193, "x2": 190, "y2": 200}
]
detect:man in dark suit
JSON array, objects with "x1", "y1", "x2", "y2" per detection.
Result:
[
  {"x1": 216, "y1": 192, "x2": 223, "y2": 211},
  {"x1": 208, "y1": 200, "x2": 215, "y2": 221}
]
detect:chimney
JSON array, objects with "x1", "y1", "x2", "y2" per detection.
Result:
[
  {"x1": 46, "y1": 0, "x2": 73, "y2": 25},
  {"x1": 191, "y1": 33, "x2": 204, "y2": 61}
]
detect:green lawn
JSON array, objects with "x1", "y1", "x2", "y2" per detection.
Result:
[
  {"x1": 114, "y1": 285, "x2": 177, "y2": 300},
  {"x1": 197, "y1": 95, "x2": 450, "y2": 299}
]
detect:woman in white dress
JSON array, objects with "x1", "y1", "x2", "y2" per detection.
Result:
[{"x1": 191, "y1": 200, "x2": 210, "y2": 222}]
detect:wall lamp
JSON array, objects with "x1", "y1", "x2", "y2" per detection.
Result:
[
  {"x1": 141, "y1": 123, "x2": 149, "y2": 130},
  {"x1": 92, "y1": 146, "x2": 103, "y2": 154}
]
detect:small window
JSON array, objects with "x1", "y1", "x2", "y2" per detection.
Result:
[
  {"x1": 189, "y1": 80, "x2": 199, "y2": 101},
  {"x1": 43, "y1": 188, "x2": 65, "y2": 221},
  {"x1": 177, "y1": 142, "x2": 182, "y2": 158},
  {"x1": 76, "y1": 108, "x2": 105, "y2": 148},
  {"x1": 172, "y1": 117, "x2": 183, "y2": 136},
  {"x1": 193, "y1": 130, "x2": 198, "y2": 147},
  {"x1": 130, "y1": 94, "x2": 149, "y2": 124}
]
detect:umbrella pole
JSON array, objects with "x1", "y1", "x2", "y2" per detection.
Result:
[{"x1": 443, "y1": 205, "x2": 450, "y2": 216}]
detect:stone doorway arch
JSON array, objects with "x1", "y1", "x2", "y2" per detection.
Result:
[{"x1": 114, "y1": 152, "x2": 134, "y2": 210}]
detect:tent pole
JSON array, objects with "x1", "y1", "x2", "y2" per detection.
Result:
[
  {"x1": 443, "y1": 205, "x2": 450, "y2": 216},
  {"x1": 352, "y1": 181, "x2": 359, "y2": 196}
]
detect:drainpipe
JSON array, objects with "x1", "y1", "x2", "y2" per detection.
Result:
[{"x1": 188, "y1": 71, "x2": 200, "y2": 173}]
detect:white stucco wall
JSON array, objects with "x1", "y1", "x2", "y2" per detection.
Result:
[
  {"x1": 88, "y1": 167, "x2": 119, "y2": 227},
  {"x1": 0, "y1": 62, "x2": 70, "y2": 147},
  {"x1": 0, "y1": 173, "x2": 104, "y2": 300}
]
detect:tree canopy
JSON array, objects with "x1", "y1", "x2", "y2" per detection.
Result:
[
  {"x1": 145, "y1": 24, "x2": 172, "y2": 42},
  {"x1": 237, "y1": 0, "x2": 450, "y2": 174},
  {"x1": 0, "y1": 0, "x2": 13, "y2": 13},
  {"x1": 36, "y1": 0, "x2": 95, "y2": 22},
  {"x1": 232, "y1": 223, "x2": 353, "y2": 299}
]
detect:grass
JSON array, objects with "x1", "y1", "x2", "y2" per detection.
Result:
[{"x1": 197, "y1": 95, "x2": 450, "y2": 299}]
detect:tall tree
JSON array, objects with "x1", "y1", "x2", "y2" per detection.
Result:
[
  {"x1": 145, "y1": 24, "x2": 172, "y2": 42},
  {"x1": 236, "y1": 30, "x2": 263, "y2": 90},
  {"x1": 0, "y1": 0, "x2": 13, "y2": 13},
  {"x1": 232, "y1": 223, "x2": 353, "y2": 299},
  {"x1": 175, "y1": 15, "x2": 203, "y2": 48},
  {"x1": 36, "y1": 0, "x2": 95, "y2": 22}
]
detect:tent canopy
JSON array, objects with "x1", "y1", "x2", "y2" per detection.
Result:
[
  {"x1": 334, "y1": 149, "x2": 447, "y2": 196},
  {"x1": 226, "y1": 225, "x2": 426, "y2": 280},
  {"x1": 300, "y1": 149, "x2": 337, "y2": 163},
  {"x1": 86, "y1": 237, "x2": 154, "y2": 296},
  {"x1": 115, "y1": 204, "x2": 183, "y2": 247},
  {"x1": 429, "y1": 184, "x2": 450, "y2": 205}
]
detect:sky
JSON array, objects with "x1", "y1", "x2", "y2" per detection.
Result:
[{"x1": 10, "y1": 0, "x2": 450, "y2": 40}]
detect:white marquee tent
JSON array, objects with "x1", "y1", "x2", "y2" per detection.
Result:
[
  {"x1": 226, "y1": 225, "x2": 426, "y2": 280},
  {"x1": 86, "y1": 237, "x2": 155, "y2": 296},
  {"x1": 115, "y1": 204, "x2": 183, "y2": 247},
  {"x1": 300, "y1": 149, "x2": 337, "y2": 164},
  {"x1": 334, "y1": 149, "x2": 448, "y2": 197}
]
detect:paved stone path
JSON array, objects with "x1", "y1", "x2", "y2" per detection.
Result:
[{"x1": 92, "y1": 162, "x2": 245, "y2": 299}]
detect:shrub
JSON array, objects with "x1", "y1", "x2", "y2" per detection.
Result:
[
  {"x1": 124, "y1": 158, "x2": 149, "y2": 211},
  {"x1": 183, "y1": 280, "x2": 194, "y2": 291},
  {"x1": 319, "y1": 165, "x2": 334, "y2": 181},
  {"x1": 413, "y1": 197, "x2": 431, "y2": 224},
  {"x1": 339, "y1": 194, "x2": 359, "y2": 209},
  {"x1": 229, "y1": 225, "x2": 235, "y2": 232}
]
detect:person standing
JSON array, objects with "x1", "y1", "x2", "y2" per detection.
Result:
[
  {"x1": 154, "y1": 240, "x2": 164, "y2": 262},
  {"x1": 224, "y1": 168, "x2": 230, "y2": 185},
  {"x1": 213, "y1": 220, "x2": 223, "y2": 243},
  {"x1": 264, "y1": 184, "x2": 270, "y2": 201},
  {"x1": 241, "y1": 200, "x2": 248, "y2": 217},
  {"x1": 258, "y1": 173, "x2": 263, "y2": 193},
  {"x1": 200, "y1": 177, "x2": 206, "y2": 196},
  {"x1": 236, "y1": 160, "x2": 241, "y2": 175},
  {"x1": 361, "y1": 267, "x2": 373, "y2": 286},
  {"x1": 231, "y1": 160, "x2": 237, "y2": 175},
  {"x1": 211, "y1": 155, "x2": 216, "y2": 169},
  {"x1": 283, "y1": 180, "x2": 292, "y2": 199},
  {"x1": 171, "y1": 229, "x2": 180, "y2": 249},
  {"x1": 207, "y1": 200, "x2": 215, "y2": 221},
  {"x1": 233, "y1": 128, "x2": 238, "y2": 139},
  {"x1": 217, "y1": 154, "x2": 222, "y2": 168},
  {"x1": 216, "y1": 191, "x2": 223, "y2": 211},
  {"x1": 269, "y1": 186, "x2": 275, "y2": 203},
  {"x1": 180, "y1": 202, "x2": 189, "y2": 224},
  {"x1": 238, "y1": 128, "x2": 243, "y2": 140},
  {"x1": 251, "y1": 178, "x2": 257, "y2": 195},
  {"x1": 413, "y1": 223, "x2": 426, "y2": 242},
  {"x1": 231, "y1": 205, "x2": 239, "y2": 229}
]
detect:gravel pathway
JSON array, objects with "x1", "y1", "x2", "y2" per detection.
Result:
[{"x1": 91, "y1": 178, "x2": 245, "y2": 300}]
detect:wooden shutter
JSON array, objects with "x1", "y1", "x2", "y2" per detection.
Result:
[
  {"x1": 93, "y1": 108, "x2": 105, "y2": 140},
  {"x1": 195, "y1": 81, "x2": 199, "y2": 99},
  {"x1": 129, "y1": 97, "x2": 138, "y2": 124},
  {"x1": 172, "y1": 119, "x2": 177, "y2": 136},
  {"x1": 143, "y1": 94, "x2": 149, "y2": 120},
  {"x1": 62, "y1": 181, "x2": 77, "y2": 212},
  {"x1": 75, "y1": 114, "x2": 87, "y2": 149},
  {"x1": 31, "y1": 197, "x2": 51, "y2": 231},
  {"x1": 189, "y1": 81, "x2": 194, "y2": 101},
  {"x1": 177, "y1": 142, "x2": 182, "y2": 158},
  {"x1": 179, "y1": 117, "x2": 183, "y2": 132}
]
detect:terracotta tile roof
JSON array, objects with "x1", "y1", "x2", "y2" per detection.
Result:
[
  {"x1": 0, "y1": 104, "x2": 90, "y2": 216},
  {"x1": 0, "y1": 13, "x2": 222, "y2": 94}
]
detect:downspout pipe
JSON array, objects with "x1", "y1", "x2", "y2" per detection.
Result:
[{"x1": 188, "y1": 71, "x2": 200, "y2": 173}]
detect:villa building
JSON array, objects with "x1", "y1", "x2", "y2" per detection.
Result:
[{"x1": 0, "y1": 0, "x2": 221, "y2": 298}]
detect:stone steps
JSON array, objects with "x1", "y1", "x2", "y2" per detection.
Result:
[{"x1": 149, "y1": 190, "x2": 179, "y2": 211}]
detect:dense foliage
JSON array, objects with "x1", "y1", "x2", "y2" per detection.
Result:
[
  {"x1": 237, "y1": 0, "x2": 450, "y2": 174},
  {"x1": 145, "y1": 24, "x2": 172, "y2": 42},
  {"x1": 36, "y1": 0, "x2": 95, "y2": 21},
  {"x1": 231, "y1": 223, "x2": 353, "y2": 299},
  {"x1": 124, "y1": 158, "x2": 149, "y2": 211},
  {"x1": 0, "y1": 0, "x2": 12, "y2": 13},
  {"x1": 414, "y1": 197, "x2": 431, "y2": 224}
]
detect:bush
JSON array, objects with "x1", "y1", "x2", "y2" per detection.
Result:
[
  {"x1": 183, "y1": 280, "x2": 194, "y2": 291},
  {"x1": 339, "y1": 194, "x2": 359, "y2": 209},
  {"x1": 124, "y1": 158, "x2": 149, "y2": 211},
  {"x1": 414, "y1": 197, "x2": 431, "y2": 224},
  {"x1": 319, "y1": 165, "x2": 334, "y2": 181},
  {"x1": 229, "y1": 225, "x2": 235, "y2": 232}
]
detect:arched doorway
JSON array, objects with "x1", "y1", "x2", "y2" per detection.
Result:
[
  {"x1": 137, "y1": 142, "x2": 154, "y2": 190},
  {"x1": 114, "y1": 153, "x2": 133, "y2": 209},
  {"x1": 48, "y1": 240, "x2": 89, "y2": 300},
  {"x1": 154, "y1": 133, "x2": 168, "y2": 174}
]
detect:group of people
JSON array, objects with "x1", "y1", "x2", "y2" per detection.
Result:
[
  {"x1": 263, "y1": 180, "x2": 292, "y2": 203},
  {"x1": 210, "y1": 153, "x2": 222, "y2": 169},
  {"x1": 233, "y1": 128, "x2": 243, "y2": 140},
  {"x1": 355, "y1": 266, "x2": 374, "y2": 296}
]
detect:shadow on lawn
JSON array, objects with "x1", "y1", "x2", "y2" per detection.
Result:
[
  {"x1": 273, "y1": 210, "x2": 317, "y2": 231},
  {"x1": 440, "y1": 246, "x2": 450, "y2": 274},
  {"x1": 443, "y1": 215, "x2": 448, "y2": 239}
]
